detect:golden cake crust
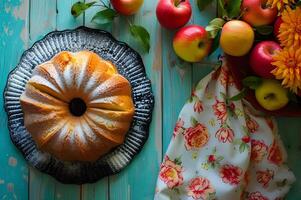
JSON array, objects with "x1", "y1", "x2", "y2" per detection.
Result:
[{"x1": 20, "y1": 51, "x2": 135, "y2": 161}]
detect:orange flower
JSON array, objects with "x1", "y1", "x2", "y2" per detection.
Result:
[
  {"x1": 278, "y1": 6, "x2": 301, "y2": 47},
  {"x1": 272, "y1": 46, "x2": 301, "y2": 93},
  {"x1": 266, "y1": 0, "x2": 295, "y2": 11}
]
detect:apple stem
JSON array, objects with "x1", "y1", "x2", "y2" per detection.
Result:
[
  {"x1": 174, "y1": 0, "x2": 185, "y2": 7},
  {"x1": 264, "y1": 93, "x2": 276, "y2": 100},
  {"x1": 237, "y1": 8, "x2": 247, "y2": 20}
]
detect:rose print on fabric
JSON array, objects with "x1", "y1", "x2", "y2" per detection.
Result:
[
  {"x1": 220, "y1": 66, "x2": 234, "y2": 88},
  {"x1": 219, "y1": 164, "x2": 243, "y2": 185},
  {"x1": 246, "y1": 117, "x2": 259, "y2": 133},
  {"x1": 173, "y1": 118, "x2": 184, "y2": 138},
  {"x1": 265, "y1": 117, "x2": 274, "y2": 131},
  {"x1": 187, "y1": 177, "x2": 215, "y2": 200},
  {"x1": 244, "y1": 170, "x2": 250, "y2": 186},
  {"x1": 184, "y1": 120, "x2": 209, "y2": 150},
  {"x1": 211, "y1": 67, "x2": 221, "y2": 80},
  {"x1": 159, "y1": 156, "x2": 183, "y2": 189},
  {"x1": 268, "y1": 140, "x2": 283, "y2": 166},
  {"x1": 251, "y1": 140, "x2": 268, "y2": 163},
  {"x1": 155, "y1": 61, "x2": 295, "y2": 200},
  {"x1": 215, "y1": 125, "x2": 234, "y2": 143},
  {"x1": 193, "y1": 99, "x2": 203, "y2": 113},
  {"x1": 256, "y1": 169, "x2": 274, "y2": 188},
  {"x1": 201, "y1": 147, "x2": 224, "y2": 170},
  {"x1": 247, "y1": 191, "x2": 268, "y2": 200},
  {"x1": 189, "y1": 90, "x2": 204, "y2": 114},
  {"x1": 212, "y1": 99, "x2": 227, "y2": 123}
]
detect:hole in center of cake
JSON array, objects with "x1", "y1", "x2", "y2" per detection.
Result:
[{"x1": 69, "y1": 98, "x2": 87, "y2": 117}]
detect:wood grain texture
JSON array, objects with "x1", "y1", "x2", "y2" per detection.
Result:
[
  {"x1": 0, "y1": 0, "x2": 29, "y2": 199},
  {"x1": 277, "y1": 117, "x2": 301, "y2": 199},
  {"x1": 81, "y1": 1, "x2": 110, "y2": 199},
  {"x1": 0, "y1": 0, "x2": 301, "y2": 199},
  {"x1": 108, "y1": 1, "x2": 162, "y2": 199},
  {"x1": 29, "y1": 0, "x2": 81, "y2": 199}
]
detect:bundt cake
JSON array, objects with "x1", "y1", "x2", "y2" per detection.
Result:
[{"x1": 20, "y1": 51, "x2": 135, "y2": 161}]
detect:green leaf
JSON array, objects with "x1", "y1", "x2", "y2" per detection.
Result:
[
  {"x1": 190, "y1": 117, "x2": 198, "y2": 127},
  {"x1": 220, "y1": 92, "x2": 227, "y2": 99},
  {"x1": 206, "y1": 18, "x2": 225, "y2": 38},
  {"x1": 243, "y1": 76, "x2": 263, "y2": 89},
  {"x1": 217, "y1": 156, "x2": 224, "y2": 161},
  {"x1": 129, "y1": 25, "x2": 150, "y2": 53},
  {"x1": 276, "y1": 179, "x2": 288, "y2": 187},
  {"x1": 239, "y1": 143, "x2": 246, "y2": 153},
  {"x1": 174, "y1": 157, "x2": 182, "y2": 165},
  {"x1": 217, "y1": 0, "x2": 227, "y2": 17},
  {"x1": 71, "y1": 1, "x2": 96, "y2": 17},
  {"x1": 208, "y1": 30, "x2": 221, "y2": 56},
  {"x1": 197, "y1": 0, "x2": 213, "y2": 11},
  {"x1": 91, "y1": 8, "x2": 117, "y2": 25},
  {"x1": 209, "y1": 192, "x2": 217, "y2": 200},
  {"x1": 255, "y1": 25, "x2": 274, "y2": 35},
  {"x1": 226, "y1": 0, "x2": 242, "y2": 18},
  {"x1": 228, "y1": 88, "x2": 247, "y2": 101}
]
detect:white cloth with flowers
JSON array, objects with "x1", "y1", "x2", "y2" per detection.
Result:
[{"x1": 154, "y1": 62, "x2": 295, "y2": 200}]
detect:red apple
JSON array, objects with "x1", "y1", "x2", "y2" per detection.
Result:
[
  {"x1": 173, "y1": 25, "x2": 212, "y2": 62},
  {"x1": 250, "y1": 41, "x2": 281, "y2": 78},
  {"x1": 274, "y1": 16, "x2": 283, "y2": 39},
  {"x1": 156, "y1": 0, "x2": 192, "y2": 30},
  {"x1": 241, "y1": 0, "x2": 277, "y2": 27},
  {"x1": 111, "y1": 0, "x2": 144, "y2": 15}
]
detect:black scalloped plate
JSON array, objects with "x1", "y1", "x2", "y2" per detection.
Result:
[{"x1": 3, "y1": 26, "x2": 154, "y2": 184}]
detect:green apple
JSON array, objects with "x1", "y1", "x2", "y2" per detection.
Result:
[{"x1": 255, "y1": 79, "x2": 289, "y2": 111}]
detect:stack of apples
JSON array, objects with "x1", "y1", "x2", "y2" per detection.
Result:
[
  {"x1": 156, "y1": 0, "x2": 297, "y2": 113},
  {"x1": 111, "y1": 0, "x2": 298, "y2": 113},
  {"x1": 156, "y1": 0, "x2": 212, "y2": 63},
  {"x1": 220, "y1": 0, "x2": 291, "y2": 112}
]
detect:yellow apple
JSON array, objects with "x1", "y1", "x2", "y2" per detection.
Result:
[
  {"x1": 173, "y1": 25, "x2": 212, "y2": 62},
  {"x1": 255, "y1": 79, "x2": 289, "y2": 111},
  {"x1": 111, "y1": 0, "x2": 144, "y2": 15},
  {"x1": 220, "y1": 20, "x2": 255, "y2": 56}
]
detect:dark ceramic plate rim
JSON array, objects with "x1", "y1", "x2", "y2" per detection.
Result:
[{"x1": 3, "y1": 26, "x2": 154, "y2": 184}]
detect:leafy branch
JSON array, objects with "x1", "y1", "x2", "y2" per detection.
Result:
[
  {"x1": 71, "y1": 1, "x2": 150, "y2": 53},
  {"x1": 217, "y1": 0, "x2": 242, "y2": 19},
  {"x1": 71, "y1": 1, "x2": 97, "y2": 17},
  {"x1": 205, "y1": 18, "x2": 225, "y2": 55}
]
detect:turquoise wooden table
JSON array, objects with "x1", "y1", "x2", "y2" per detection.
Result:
[{"x1": 0, "y1": 0, "x2": 300, "y2": 199}]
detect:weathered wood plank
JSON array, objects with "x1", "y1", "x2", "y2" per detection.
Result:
[
  {"x1": 0, "y1": 0, "x2": 29, "y2": 199},
  {"x1": 277, "y1": 117, "x2": 301, "y2": 200},
  {"x1": 29, "y1": 1, "x2": 81, "y2": 199},
  {"x1": 191, "y1": 1, "x2": 218, "y2": 86},
  {"x1": 81, "y1": 1, "x2": 110, "y2": 199},
  {"x1": 109, "y1": 1, "x2": 162, "y2": 199},
  {"x1": 57, "y1": 0, "x2": 84, "y2": 30},
  {"x1": 162, "y1": 12, "x2": 193, "y2": 153},
  {"x1": 1, "y1": 1, "x2": 301, "y2": 199}
]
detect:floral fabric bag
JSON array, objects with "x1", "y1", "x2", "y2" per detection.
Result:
[{"x1": 154, "y1": 61, "x2": 295, "y2": 200}]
